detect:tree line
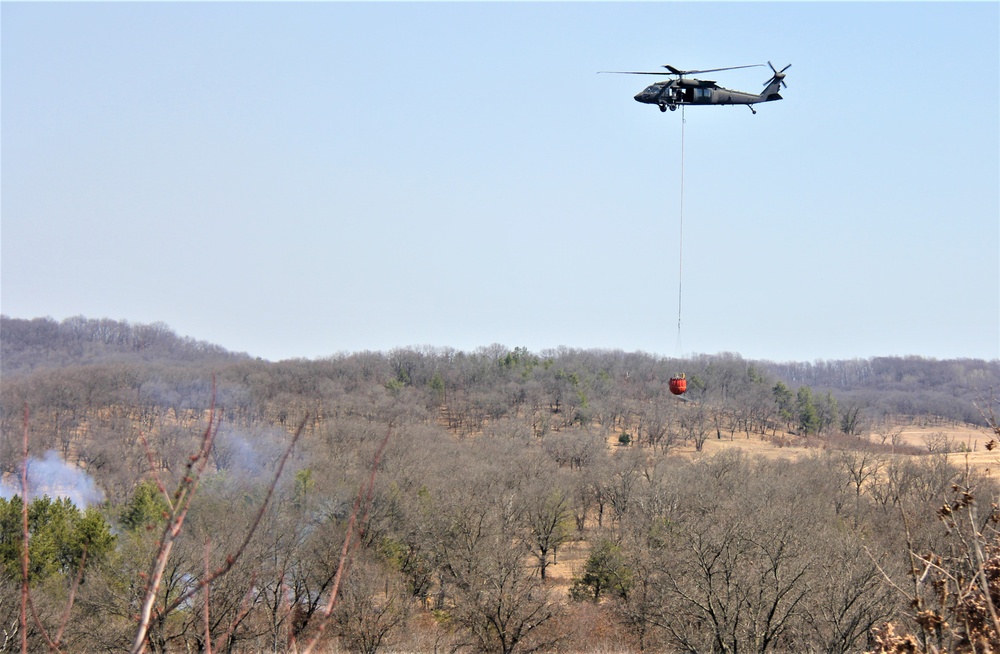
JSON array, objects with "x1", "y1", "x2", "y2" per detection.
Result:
[{"x1": 4, "y1": 316, "x2": 994, "y2": 426}]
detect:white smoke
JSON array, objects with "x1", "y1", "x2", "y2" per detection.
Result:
[
  {"x1": 212, "y1": 425, "x2": 287, "y2": 476},
  {"x1": 0, "y1": 451, "x2": 105, "y2": 508}
]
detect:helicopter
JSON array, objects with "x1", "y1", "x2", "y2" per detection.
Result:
[{"x1": 602, "y1": 62, "x2": 791, "y2": 114}]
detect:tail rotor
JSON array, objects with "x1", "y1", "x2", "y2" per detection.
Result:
[{"x1": 764, "y1": 61, "x2": 791, "y2": 88}]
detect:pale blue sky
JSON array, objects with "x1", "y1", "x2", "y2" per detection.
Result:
[{"x1": 2, "y1": 2, "x2": 998, "y2": 362}]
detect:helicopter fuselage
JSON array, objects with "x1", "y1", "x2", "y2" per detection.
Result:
[{"x1": 635, "y1": 78, "x2": 782, "y2": 112}]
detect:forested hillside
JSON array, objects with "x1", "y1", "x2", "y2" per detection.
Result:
[
  {"x1": 0, "y1": 315, "x2": 248, "y2": 373},
  {"x1": 1, "y1": 315, "x2": 998, "y2": 653},
  {"x1": 761, "y1": 357, "x2": 997, "y2": 425}
]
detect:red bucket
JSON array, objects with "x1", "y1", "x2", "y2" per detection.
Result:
[{"x1": 669, "y1": 375, "x2": 687, "y2": 395}]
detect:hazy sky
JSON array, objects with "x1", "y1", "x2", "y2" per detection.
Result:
[{"x1": 3, "y1": 2, "x2": 998, "y2": 363}]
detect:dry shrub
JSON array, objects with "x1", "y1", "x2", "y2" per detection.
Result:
[
  {"x1": 868, "y1": 490, "x2": 1000, "y2": 653},
  {"x1": 869, "y1": 622, "x2": 921, "y2": 653}
]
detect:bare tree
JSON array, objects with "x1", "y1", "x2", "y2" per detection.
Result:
[
  {"x1": 836, "y1": 449, "x2": 886, "y2": 497},
  {"x1": 521, "y1": 476, "x2": 573, "y2": 581},
  {"x1": 449, "y1": 543, "x2": 558, "y2": 654},
  {"x1": 680, "y1": 406, "x2": 710, "y2": 452},
  {"x1": 332, "y1": 556, "x2": 411, "y2": 654}
]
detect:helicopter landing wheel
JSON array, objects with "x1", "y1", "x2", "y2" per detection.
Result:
[
  {"x1": 669, "y1": 105, "x2": 678, "y2": 112},
  {"x1": 659, "y1": 104, "x2": 667, "y2": 112}
]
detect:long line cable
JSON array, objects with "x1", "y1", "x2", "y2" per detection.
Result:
[{"x1": 676, "y1": 105, "x2": 685, "y2": 355}]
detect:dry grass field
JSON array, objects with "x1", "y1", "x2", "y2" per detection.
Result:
[{"x1": 683, "y1": 421, "x2": 1000, "y2": 474}]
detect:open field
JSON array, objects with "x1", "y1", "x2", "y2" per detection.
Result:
[{"x1": 683, "y1": 421, "x2": 1000, "y2": 472}]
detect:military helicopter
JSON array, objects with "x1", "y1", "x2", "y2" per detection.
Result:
[{"x1": 602, "y1": 62, "x2": 791, "y2": 114}]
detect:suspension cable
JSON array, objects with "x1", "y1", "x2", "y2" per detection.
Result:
[{"x1": 676, "y1": 105, "x2": 685, "y2": 355}]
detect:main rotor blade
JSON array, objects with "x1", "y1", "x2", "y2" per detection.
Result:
[
  {"x1": 665, "y1": 64, "x2": 765, "y2": 75},
  {"x1": 600, "y1": 63, "x2": 765, "y2": 76},
  {"x1": 598, "y1": 71, "x2": 677, "y2": 75}
]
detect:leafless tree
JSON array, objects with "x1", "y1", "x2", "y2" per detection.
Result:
[
  {"x1": 680, "y1": 405, "x2": 711, "y2": 452},
  {"x1": 521, "y1": 475, "x2": 573, "y2": 581},
  {"x1": 332, "y1": 556, "x2": 411, "y2": 654},
  {"x1": 448, "y1": 543, "x2": 558, "y2": 654}
]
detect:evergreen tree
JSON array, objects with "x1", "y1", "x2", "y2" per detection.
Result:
[
  {"x1": 796, "y1": 386, "x2": 821, "y2": 435},
  {"x1": 0, "y1": 495, "x2": 116, "y2": 581},
  {"x1": 773, "y1": 381, "x2": 795, "y2": 428}
]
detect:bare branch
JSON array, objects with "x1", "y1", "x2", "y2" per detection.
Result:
[
  {"x1": 139, "y1": 431, "x2": 174, "y2": 514},
  {"x1": 966, "y1": 499, "x2": 1000, "y2": 640},
  {"x1": 864, "y1": 545, "x2": 913, "y2": 600},
  {"x1": 25, "y1": 591, "x2": 59, "y2": 654},
  {"x1": 204, "y1": 538, "x2": 212, "y2": 654},
  {"x1": 220, "y1": 571, "x2": 258, "y2": 650},
  {"x1": 974, "y1": 387, "x2": 1000, "y2": 438},
  {"x1": 52, "y1": 547, "x2": 87, "y2": 650}
]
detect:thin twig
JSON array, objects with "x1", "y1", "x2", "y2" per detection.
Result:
[
  {"x1": 864, "y1": 545, "x2": 912, "y2": 600},
  {"x1": 281, "y1": 570, "x2": 297, "y2": 654},
  {"x1": 139, "y1": 432, "x2": 174, "y2": 513},
  {"x1": 220, "y1": 570, "x2": 258, "y2": 650},
  {"x1": 970, "y1": 393, "x2": 1000, "y2": 639},
  {"x1": 25, "y1": 590, "x2": 59, "y2": 654},
  {"x1": 966, "y1": 491, "x2": 1000, "y2": 640},
  {"x1": 52, "y1": 547, "x2": 87, "y2": 649},
  {"x1": 204, "y1": 538, "x2": 212, "y2": 654}
]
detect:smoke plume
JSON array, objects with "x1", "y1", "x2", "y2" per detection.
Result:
[{"x1": 0, "y1": 450, "x2": 105, "y2": 508}]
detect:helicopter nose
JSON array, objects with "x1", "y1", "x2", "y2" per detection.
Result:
[{"x1": 634, "y1": 92, "x2": 646, "y2": 102}]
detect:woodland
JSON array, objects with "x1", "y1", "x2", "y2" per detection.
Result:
[{"x1": 1, "y1": 315, "x2": 999, "y2": 654}]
